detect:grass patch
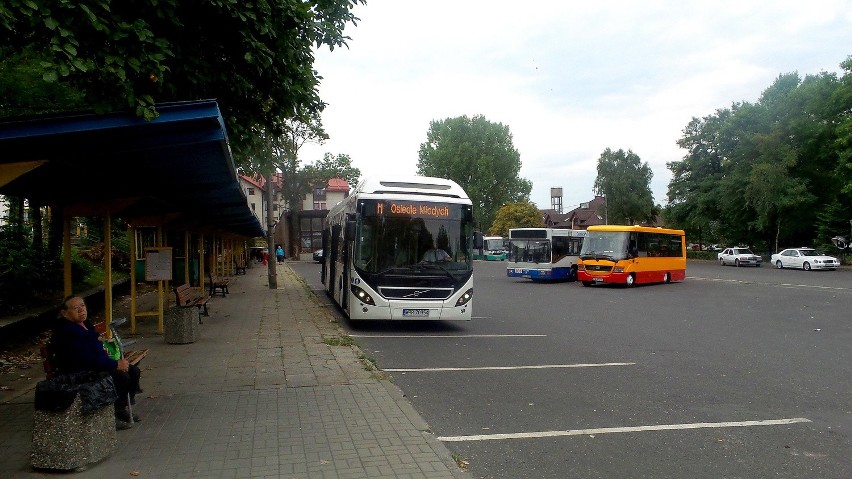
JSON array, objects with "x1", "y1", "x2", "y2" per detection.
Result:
[
  {"x1": 356, "y1": 352, "x2": 391, "y2": 380},
  {"x1": 451, "y1": 453, "x2": 469, "y2": 471},
  {"x1": 322, "y1": 334, "x2": 354, "y2": 347},
  {"x1": 357, "y1": 352, "x2": 378, "y2": 371}
]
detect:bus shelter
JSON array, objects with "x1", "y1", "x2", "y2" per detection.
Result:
[{"x1": 0, "y1": 100, "x2": 264, "y2": 333}]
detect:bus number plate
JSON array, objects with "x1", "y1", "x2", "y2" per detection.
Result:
[{"x1": 403, "y1": 308, "x2": 430, "y2": 317}]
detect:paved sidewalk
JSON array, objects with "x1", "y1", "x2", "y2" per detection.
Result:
[{"x1": 0, "y1": 262, "x2": 469, "y2": 478}]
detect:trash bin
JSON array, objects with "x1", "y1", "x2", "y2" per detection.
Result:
[
  {"x1": 164, "y1": 306, "x2": 200, "y2": 344},
  {"x1": 31, "y1": 371, "x2": 118, "y2": 471}
]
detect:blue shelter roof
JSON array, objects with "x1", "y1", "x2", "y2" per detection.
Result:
[{"x1": 0, "y1": 100, "x2": 263, "y2": 238}]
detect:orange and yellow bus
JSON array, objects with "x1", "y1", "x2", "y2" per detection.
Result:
[{"x1": 577, "y1": 225, "x2": 686, "y2": 287}]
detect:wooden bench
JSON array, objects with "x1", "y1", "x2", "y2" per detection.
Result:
[
  {"x1": 208, "y1": 272, "x2": 230, "y2": 297},
  {"x1": 235, "y1": 259, "x2": 247, "y2": 275},
  {"x1": 174, "y1": 283, "x2": 210, "y2": 320},
  {"x1": 123, "y1": 349, "x2": 148, "y2": 366}
]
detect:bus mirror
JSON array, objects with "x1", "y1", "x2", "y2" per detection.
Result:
[
  {"x1": 345, "y1": 220, "x2": 356, "y2": 240},
  {"x1": 473, "y1": 232, "x2": 484, "y2": 249}
]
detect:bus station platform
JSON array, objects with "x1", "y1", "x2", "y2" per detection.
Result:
[{"x1": 0, "y1": 262, "x2": 468, "y2": 478}]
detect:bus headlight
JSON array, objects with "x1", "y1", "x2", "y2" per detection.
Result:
[
  {"x1": 613, "y1": 266, "x2": 624, "y2": 273},
  {"x1": 578, "y1": 264, "x2": 585, "y2": 271},
  {"x1": 350, "y1": 284, "x2": 375, "y2": 305},
  {"x1": 455, "y1": 288, "x2": 473, "y2": 306}
]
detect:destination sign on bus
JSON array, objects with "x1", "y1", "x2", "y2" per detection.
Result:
[{"x1": 371, "y1": 201, "x2": 453, "y2": 218}]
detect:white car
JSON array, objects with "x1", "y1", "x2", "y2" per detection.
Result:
[
  {"x1": 717, "y1": 247, "x2": 762, "y2": 267},
  {"x1": 770, "y1": 248, "x2": 839, "y2": 271}
]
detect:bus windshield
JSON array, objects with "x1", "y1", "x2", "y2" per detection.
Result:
[
  {"x1": 354, "y1": 200, "x2": 473, "y2": 274},
  {"x1": 579, "y1": 231, "x2": 630, "y2": 261},
  {"x1": 508, "y1": 239, "x2": 551, "y2": 263},
  {"x1": 483, "y1": 237, "x2": 506, "y2": 253}
]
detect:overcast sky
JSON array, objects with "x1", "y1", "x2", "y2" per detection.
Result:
[{"x1": 298, "y1": 1, "x2": 852, "y2": 212}]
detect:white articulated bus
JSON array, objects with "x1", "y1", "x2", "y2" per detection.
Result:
[{"x1": 320, "y1": 176, "x2": 480, "y2": 320}]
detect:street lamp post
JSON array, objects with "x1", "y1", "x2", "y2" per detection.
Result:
[{"x1": 267, "y1": 172, "x2": 277, "y2": 289}]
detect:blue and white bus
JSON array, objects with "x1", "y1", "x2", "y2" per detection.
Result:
[
  {"x1": 320, "y1": 176, "x2": 480, "y2": 320},
  {"x1": 507, "y1": 228, "x2": 587, "y2": 281}
]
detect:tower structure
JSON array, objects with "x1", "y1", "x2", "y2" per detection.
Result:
[{"x1": 550, "y1": 187, "x2": 563, "y2": 214}]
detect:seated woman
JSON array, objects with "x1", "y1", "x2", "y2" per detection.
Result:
[{"x1": 50, "y1": 295, "x2": 142, "y2": 430}]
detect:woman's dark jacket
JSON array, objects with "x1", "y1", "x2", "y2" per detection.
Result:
[{"x1": 49, "y1": 319, "x2": 118, "y2": 374}]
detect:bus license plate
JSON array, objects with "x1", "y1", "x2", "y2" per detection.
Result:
[
  {"x1": 593, "y1": 277, "x2": 603, "y2": 283},
  {"x1": 403, "y1": 309, "x2": 430, "y2": 318}
]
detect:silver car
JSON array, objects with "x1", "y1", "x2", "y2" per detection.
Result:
[{"x1": 718, "y1": 247, "x2": 762, "y2": 267}]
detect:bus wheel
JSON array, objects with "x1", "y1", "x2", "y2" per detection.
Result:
[
  {"x1": 663, "y1": 272, "x2": 670, "y2": 283},
  {"x1": 625, "y1": 274, "x2": 635, "y2": 287},
  {"x1": 581, "y1": 281, "x2": 592, "y2": 287}
]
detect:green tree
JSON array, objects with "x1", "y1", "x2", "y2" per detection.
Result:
[
  {"x1": 257, "y1": 118, "x2": 359, "y2": 257},
  {"x1": 0, "y1": 46, "x2": 87, "y2": 116},
  {"x1": 0, "y1": 0, "x2": 364, "y2": 164},
  {"x1": 417, "y1": 115, "x2": 532, "y2": 232},
  {"x1": 836, "y1": 57, "x2": 852, "y2": 197},
  {"x1": 665, "y1": 59, "x2": 852, "y2": 252},
  {"x1": 593, "y1": 148, "x2": 657, "y2": 225},
  {"x1": 665, "y1": 109, "x2": 731, "y2": 243},
  {"x1": 489, "y1": 201, "x2": 543, "y2": 237}
]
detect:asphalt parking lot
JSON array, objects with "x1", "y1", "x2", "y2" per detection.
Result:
[{"x1": 290, "y1": 259, "x2": 852, "y2": 479}]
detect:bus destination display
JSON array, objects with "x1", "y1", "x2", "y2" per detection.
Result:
[{"x1": 372, "y1": 201, "x2": 453, "y2": 218}]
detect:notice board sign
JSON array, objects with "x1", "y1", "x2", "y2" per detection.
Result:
[{"x1": 144, "y1": 247, "x2": 173, "y2": 281}]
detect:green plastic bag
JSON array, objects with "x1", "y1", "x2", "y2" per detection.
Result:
[{"x1": 102, "y1": 338, "x2": 122, "y2": 361}]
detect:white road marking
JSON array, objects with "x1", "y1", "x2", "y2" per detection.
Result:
[
  {"x1": 688, "y1": 276, "x2": 852, "y2": 292},
  {"x1": 349, "y1": 334, "x2": 546, "y2": 338},
  {"x1": 384, "y1": 362, "x2": 635, "y2": 372},
  {"x1": 438, "y1": 417, "x2": 812, "y2": 442}
]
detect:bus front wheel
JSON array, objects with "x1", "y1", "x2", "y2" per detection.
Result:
[
  {"x1": 625, "y1": 274, "x2": 636, "y2": 287},
  {"x1": 663, "y1": 272, "x2": 670, "y2": 283}
]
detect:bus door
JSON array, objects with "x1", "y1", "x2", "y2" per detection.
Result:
[
  {"x1": 341, "y1": 216, "x2": 356, "y2": 313},
  {"x1": 629, "y1": 233, "x2": 639, "y2": 258},
  {"x1": 330, "y1": 224, "x2": 340, "y2": 303},
  {"x1": 320, "y1": 228, "x2": 328, "y2": 287}
]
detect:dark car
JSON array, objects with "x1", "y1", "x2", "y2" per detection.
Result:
[{"x1": 312, "y1": 249, "x2": 323, "y2": 263}]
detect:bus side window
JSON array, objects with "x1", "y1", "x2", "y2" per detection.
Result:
[
  {"x1": 552, "y1": 236, "x2": 567, "y2": 263},
  {"x1": 647, "y1": 243, "x2": 658, "y2": 257}
]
